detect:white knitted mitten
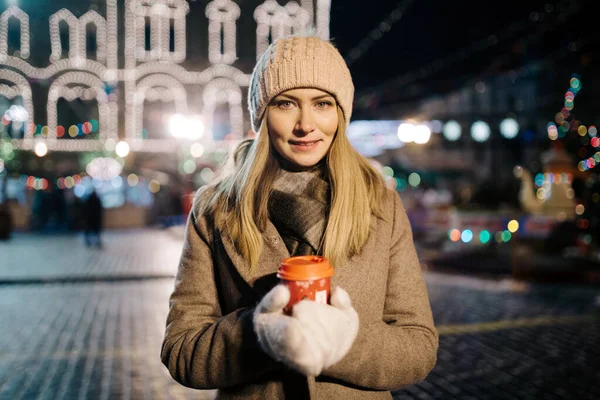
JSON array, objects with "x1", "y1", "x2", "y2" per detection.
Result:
[{"x1": 253, "y1": 285, "x2": 359, "y2": 376}]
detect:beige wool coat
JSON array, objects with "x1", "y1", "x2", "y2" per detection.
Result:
[{"x1": 161, "y1": 187, "x2": 439, "y2": 399}]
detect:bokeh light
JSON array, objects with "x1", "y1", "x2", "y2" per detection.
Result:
[
  {"x1": 443, "y1": 120, "x2": 461, "y2": 141},
  {"x1": 461, "y1": 229, "x2": 473, "y2": 243},
  {"x1": 127, "y1": 174, "x2": 139, "y2": 187},
  {"x1": 408, "y1": 172, "x2": 421, "y2": 187},
  {"x1": 449, "y1": 229, "x2": 461, "y2": 242},
  {"x1": 479, "y1": 230, "x2": 491, "y2": 244},
  {"x1": 148, "y1": 180, "x2": 160, "y2": 193},
  {"x1": 500, "y1": 118, "x2": 519, "y2": 139},
  {"x1": 471, "y1": 121, "x2": 490, "y2": 142}
]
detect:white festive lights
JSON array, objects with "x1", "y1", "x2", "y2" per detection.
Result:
[
  {"x1": 0, "y1": 6, "x2": 30, "y2": 59},
  {"x1": 79, "y1": 10, "x2": 107, "y2": 63},
  {"x1": 0, "y1": 0, "x2": 331, "y2": 154},
  {"x1": 316, "y1": 0, "x2": 331, "y2": 39},
  {"x1": 254, "y1": 1, "x2": 310, "y2": 61},
  {"x1": 206, "y1": 0, "x2": 241, "y2": 65},
  {"x1": 129, "y1": 0, "x2": 189, "y2": 62}
]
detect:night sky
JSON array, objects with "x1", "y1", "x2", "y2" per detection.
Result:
[{"x1": 329, "y1": 0, "x2": 595, "y2": 115}]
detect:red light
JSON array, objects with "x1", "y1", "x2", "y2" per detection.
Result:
[{"x1": 449, "y1": 229, "x2": 461, "y2": 242}]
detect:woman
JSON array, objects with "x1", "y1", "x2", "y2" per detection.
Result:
[{"x1": 161, "y1": 35, "x2": 438, "y2": 399}]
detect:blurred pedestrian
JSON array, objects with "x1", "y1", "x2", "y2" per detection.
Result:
[
  {"x1": 84, "y1": 190, "x2": 103, "y2": 248},
  {"x1": 161, "y1": 35, "x2": 438, "y2": 399},
  {"x1": 0, "y1": 202, "x2": 13, "y2": 240}
]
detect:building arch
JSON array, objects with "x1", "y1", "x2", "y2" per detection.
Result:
[
  {"x1": 0, "y1": 68, "x2": 34, "y2": 138},
  {"x1": 132, "y1": 73, "x2": 188, "y2": 140},
  {"x1": 202, "y1": 78, "x2": 243, "y2": 139},
  {"x1": 47, "y1": 71, "x2": 113, "y2": 141}
]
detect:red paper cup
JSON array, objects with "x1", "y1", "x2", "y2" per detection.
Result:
[{"x1": 277, "y1": 256, "x2": 334, "y2": 315}]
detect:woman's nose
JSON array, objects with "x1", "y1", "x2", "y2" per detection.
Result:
[{"x1": 295, "y1": 110, "x2": 316, "y2": 134}]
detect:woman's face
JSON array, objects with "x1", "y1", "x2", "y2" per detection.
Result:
[{"x1": 266, "y1": 88, "x2": 339, "y2": 170}]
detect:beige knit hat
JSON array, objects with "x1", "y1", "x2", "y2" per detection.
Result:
[{"x1": 248, "y1": 35, "x2": 354, "y2": 132}]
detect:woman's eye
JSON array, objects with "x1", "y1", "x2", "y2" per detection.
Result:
[
  {"x1": 316, "y1": 101, "x2": 332, "y2": 109},
  {"x1": 277, "y1": 100, "x2": 294, "y2": 109}
]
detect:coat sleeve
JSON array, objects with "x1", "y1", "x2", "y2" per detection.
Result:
[
  {"x1": 321, "y1": 191, "x2": 438, "y2": 390},
  {"x1": 161, "y1": 205, "x2": 280, "y2": 389}
]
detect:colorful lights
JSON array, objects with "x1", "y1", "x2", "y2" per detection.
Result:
[
  {"x1": 448, "y1": 219, "x2": 521, "y2": 245},
  {"x1": 460, "y1": 229, "x2": 473, "y2": 243},
  {"x1": 479, "y1": 230, "x2": 490, "y2": 244},
  {"x1": 507, "y1": 220, "x2": 519, "y2": 233}
]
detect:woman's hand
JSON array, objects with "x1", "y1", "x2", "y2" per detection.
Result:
[{"x1": 253, "y1": 285, "x2": 359, "y2": 376}]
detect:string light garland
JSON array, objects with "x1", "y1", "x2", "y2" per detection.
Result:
[
  {"x1": 0, "y1": 5, "x2": 30, "y2": 59},
  {"x1": 129, "y1": 0, "x2": 189, "y2": 63},
  {"x1": 206, "y1": 0, "x2": 241, "y2": 65},
  {"x1": 254, "y1": 1, "x2": 310, "y2": 61},
  {"x1": 1, "y1": 1, "x2": 330, "y2": 154},
  {"x1": 315, "y1": 0, "x2": 331, "y2": 40}
]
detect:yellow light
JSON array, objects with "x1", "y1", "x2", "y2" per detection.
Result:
[
  {"x1": 578, "y1": 125, "x2": 587, "y2": 136},
  {"x1": 68, "y1": 125, "x2": 78, "y2": 137},
  {"x1": 507, "y1": 220, "x2": 519, "y2": 233},
  {"x1": 536, "y1": 188, "x2": 546, "y2": 200},
  {"x1": 148, "y1": 179, "x2": 160, "y2": 193},
  {"x1": 575, "y1": 204, "x2": 585, "y2": 215},
  {"x1": 127, "y1": 174, "x2": 139, "y2": 187}
]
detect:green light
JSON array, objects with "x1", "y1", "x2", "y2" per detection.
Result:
[
  {"x1": 479, "y1": 230, "x2": 490, "y2": 244},
  {"x1": 501, "y1": 230, "x2": 512, "y2": 242},
  {"x1": 90, "y1": 120, "x2": 99, "y2": 133}
]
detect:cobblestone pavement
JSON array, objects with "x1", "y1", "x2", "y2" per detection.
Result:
[
  {"x1": 1, "y1": 230, "x2": 599, "y2": 399},
  {"x1": 0, "y1": 229, "x2": 183, "y2": 283}
]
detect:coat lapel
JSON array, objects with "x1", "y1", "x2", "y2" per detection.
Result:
[{"x1": 220, "y1": 219, "x2": 290, "y2": 293}]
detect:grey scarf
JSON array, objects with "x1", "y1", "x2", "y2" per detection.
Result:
[{"x1": 268, "y1": 164, "x2": 330, "y2": 256}]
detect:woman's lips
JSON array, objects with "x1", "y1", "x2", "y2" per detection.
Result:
[{"x1": 289, "y1": 140, "x2": 320, "y2": 151}]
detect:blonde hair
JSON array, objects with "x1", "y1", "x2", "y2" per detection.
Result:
[{"x1": 198, "y1": 107, "x2": 385, "y2": 269}]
